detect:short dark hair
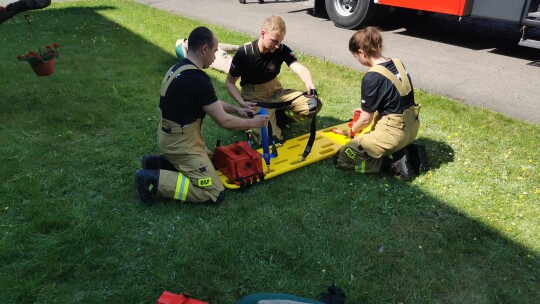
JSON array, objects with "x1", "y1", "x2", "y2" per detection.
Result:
[{"x1": 187, "y1": 26, "x2": 215, "y2": 52}]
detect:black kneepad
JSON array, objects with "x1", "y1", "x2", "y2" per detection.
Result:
[{"x1": 306, "y1": 95, "x2": 323, "y2": 117}]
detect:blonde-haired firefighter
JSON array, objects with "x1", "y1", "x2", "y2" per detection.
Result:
[{"x1": 225, "y1": 15, "x2": 322, "y2": 144}]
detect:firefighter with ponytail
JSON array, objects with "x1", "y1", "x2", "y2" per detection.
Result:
[{"x1": 335, "y1": 26, "x2": 428, "y2": 181}]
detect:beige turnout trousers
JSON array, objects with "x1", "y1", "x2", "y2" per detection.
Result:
[
  {"x1": 336, "y1": 105, "x2": 420, "y2": 173},
  {"x1": 157, "y1": 116, "x2": 224, "y2": 203},
  {"x1": 241, "y1": 78, "x2": 311, "y2": 140}
]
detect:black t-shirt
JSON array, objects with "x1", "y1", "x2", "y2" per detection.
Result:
[
  {"x1": 229, "y1": 39, "x2": 297, "y2": 86},
  {"x1": 360, "y1": 60, "x2": 415, "y2": 116},
  {"x1": 159, "y1": 59, "x2": 218, "y2": 125}
]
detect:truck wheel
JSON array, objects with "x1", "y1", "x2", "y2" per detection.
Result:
[
  {"x1": 239, "y1": 0, "x2": 246, "y2": 4},
  {"x1": 325, "y1": 0, "x2": 377, "y2": 29}
]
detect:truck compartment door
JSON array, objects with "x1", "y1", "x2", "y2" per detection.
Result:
[{"x1": 376, "y1": 0, "x2": 472, "y2": 16}]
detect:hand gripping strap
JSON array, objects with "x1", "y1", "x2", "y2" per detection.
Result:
[
  {"x1": 160, "y1": 64, "x2": 198, "y2": 97},
  {"x1": 255, "y1": 92, "x2": 320, "y2": 162},
  {"x1": 369, "y1": 58, "x2": 411, "y2": 96}
]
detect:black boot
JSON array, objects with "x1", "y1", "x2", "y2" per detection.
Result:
[
  {"x1": 380, "y1": 157, "x2": 393, "y2": 173},
  {"x1": 390, "y1": 148, "x2": 414, "y2": 181},
  {"x1": 407, "y1": 143, "x2": 429, "y2": 175},
  {"x1": 135, "y1": 169, "x2": 160, "y2": 206},
  {"x1": 141, "y1": 155, "x2": 176, "y2": 171}
]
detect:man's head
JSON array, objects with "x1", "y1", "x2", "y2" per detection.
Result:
[
  {"x1": 187, "y1": 26, "x2": 218, "y2": 69},
  {"x1": 349, "y1": 26, "x2": 383, "y2": 65},
  {"x1": 259, "y1": 15, "x2": 286, "y2": 54}
]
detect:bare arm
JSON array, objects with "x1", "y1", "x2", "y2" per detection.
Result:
[
  {"x1": 219, "y1": 100, "x2": 255, "y2": 118},
  {"x1": 352, "y1": 109, "x2": 374, "y2": 133},
  {"x1": 289, "y1": 61, "x2": 315, "y2": 94},
  {"x1": 203, "y1": 100, "x2": 269, "y2": 131}
]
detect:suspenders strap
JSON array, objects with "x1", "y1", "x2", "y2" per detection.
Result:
[
  {"x1": 160, "y1": 64, "x2": 198, "y2": 97},
  {"x1": 369, "y1": 58, "x2": 412, "y2": 96}
]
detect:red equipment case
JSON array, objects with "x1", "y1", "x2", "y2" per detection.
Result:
[{"x1": 212, "y1": 141, "x2": 265, "y2": 186}]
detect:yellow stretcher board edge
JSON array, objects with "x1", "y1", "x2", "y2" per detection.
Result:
[{"x1": 217, "y1": 121, "x2": 372, "y2": 189}]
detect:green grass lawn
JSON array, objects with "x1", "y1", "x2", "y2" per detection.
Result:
[{"x1": 1, "y1": 0, "x2": 538, "y2": 303}]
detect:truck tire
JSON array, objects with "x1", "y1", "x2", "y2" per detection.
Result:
[{"x1": 325, "y1": 0, "x2": 377, "y2": 29}]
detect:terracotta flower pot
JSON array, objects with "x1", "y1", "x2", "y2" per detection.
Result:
[{"x1": 30, "y1": 58, "x2": 55, "y2": 76}]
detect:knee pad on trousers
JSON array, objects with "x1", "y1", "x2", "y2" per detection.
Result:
[
  {"x1": 306, "y1": 95, "x2": 323, "y2": 117},
  {"x1": 287, "y1": 94, "x2": 323, "y2": 122}
]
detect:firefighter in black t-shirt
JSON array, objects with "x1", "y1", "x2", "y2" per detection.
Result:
[
  {"x1": 225, "y1": 15, "x2": 322, "y2": 143},
  {"x1": 335, "y1": 27, "x2": 428, "y2": 181},
  {"x1": 135, "y1": 27, "x2": 269, "y2": 206}
]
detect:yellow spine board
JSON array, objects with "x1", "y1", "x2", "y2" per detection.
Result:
[{"x1": 217, "y1": 122, "x2": 372, "y2": 189}]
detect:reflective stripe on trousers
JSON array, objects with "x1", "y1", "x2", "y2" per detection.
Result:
[
  {"x1": 354, "y1": 161, "x2": 367, "y2": 174},
  {"x1": 174, "y1": 172, "x2": 190, "y2": 201}
]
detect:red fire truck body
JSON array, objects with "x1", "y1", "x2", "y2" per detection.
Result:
[
  {"x1": 376, "y1": 0, "x2": 471, "y2": 15},
  {"x1": 314, "y1": 0, "x2": 540, "y2": 48}
]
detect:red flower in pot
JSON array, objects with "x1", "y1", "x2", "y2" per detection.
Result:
[{"x1": 18, "y1": 42, "x2": 60, "y2": 76}]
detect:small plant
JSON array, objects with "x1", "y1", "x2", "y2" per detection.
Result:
[
  {"x1": 17, "y1": 14, "x2": 60, "y2": 65},
  {"x1": 17, "y1": 42, "x2": 60, "y2": 64}
]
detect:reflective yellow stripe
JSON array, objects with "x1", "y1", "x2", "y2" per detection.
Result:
[
  {"x1": 174, "y1": 173, "x2": 190, "y2": 201},
  {"x1": 354, "y1": 161, "x2": 366, "y2": 173},
  {"x1": 284, "y1": 109, "x2": 303, "y2": 122}
]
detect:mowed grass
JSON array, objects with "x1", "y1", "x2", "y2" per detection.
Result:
[{"x1": 0, "y1": 0, "x2": 538, "y2": 303}]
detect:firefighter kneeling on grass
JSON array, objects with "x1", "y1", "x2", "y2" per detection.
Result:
[
  {"x1": 334, "y1": 27, "x2": 428, "y2": 181},
  {"x1": 225, "y1": 15, "x2": 321, "y2": 145},
  {"x1": 135, "y1": 27, "x2": 269, "y2": 206}
]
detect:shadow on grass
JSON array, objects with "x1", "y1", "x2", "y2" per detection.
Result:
[
  {"x1": 316, "y1": 116, "x2": 455, "y2": 172},
  {"x1": 0, "y1": 3, "x2": 538, "y2": 304}
]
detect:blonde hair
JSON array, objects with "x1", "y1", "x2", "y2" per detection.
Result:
[
  {"x1": 349, "y1": 26, "x2": 383, "y2": 58},
  {"x1": 262, "y1": 15, "x2": 286, "y2": 36}
]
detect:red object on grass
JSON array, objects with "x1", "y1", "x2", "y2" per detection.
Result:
[{"x1": 157, "y1": 291, "x2": 208, "y2": 304}]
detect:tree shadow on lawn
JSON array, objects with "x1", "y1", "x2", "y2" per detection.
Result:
[
  {"x1": 1, "y1": 4, "x2": 538, "y2": 304},
  {"x1": 236, "y1": 164, "x2": 538, "y2": 303}
]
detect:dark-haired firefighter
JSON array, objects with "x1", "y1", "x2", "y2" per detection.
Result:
[
  {"x1": 334, "y1": 27, "x2": 428, "y2": 181},
  {"x1": 135, "y1": 26, "x2": 269, "y2": 205}
]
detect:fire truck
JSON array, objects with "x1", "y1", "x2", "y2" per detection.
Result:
[{"x1": 313, "y1": 0, "x2": 540, "y2": 49}]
